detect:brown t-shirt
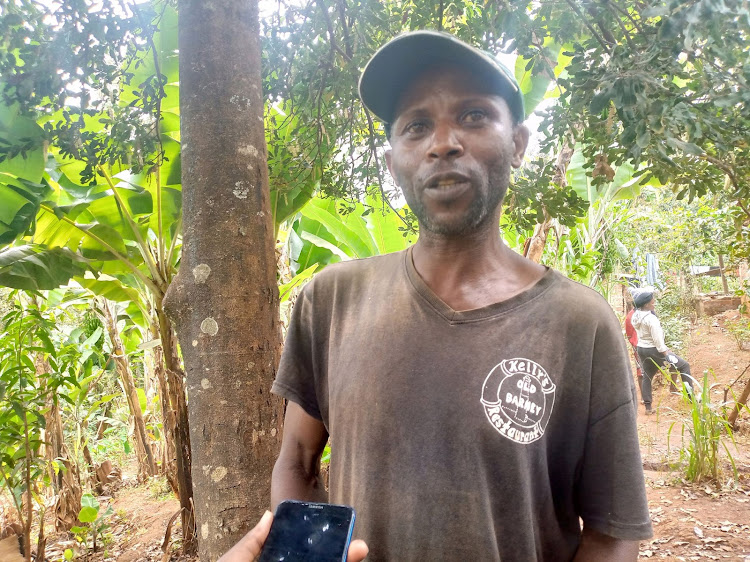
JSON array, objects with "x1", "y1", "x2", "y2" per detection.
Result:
[{"x1": 272, "y1": 249, "x2": 652, "y2": 561}]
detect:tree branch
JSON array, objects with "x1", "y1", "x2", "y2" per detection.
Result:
[
  {"x1": 609, "y1": 6, "x2": 636, "y2": 50},
  {"x1": 363, "y1": 109, "x2": 412, "y2": 231},
  {"x1": 610, "y1": 1, "x2": 645, "y2": 35},
  {"x1": 564, "y1": 0, "x2": 611, "y2": 54},
  {"x1": 335, "y1": 0, "x2": 352, "y2": 60}
]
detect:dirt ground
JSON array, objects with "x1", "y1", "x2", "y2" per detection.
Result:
[
  {"x1": 19, "y1": 313, "x2": 750, "y2": 561},
  {"x1": 636, "y1": 311, "x2": 750, "y2": 561}
]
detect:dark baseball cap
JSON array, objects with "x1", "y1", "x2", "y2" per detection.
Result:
[
  {"x1": 630, "y1": 287, "x2": 655, "y2": 308},
  {"x1": 359, "y1": 30, "x2": 525, "y2": 128}
]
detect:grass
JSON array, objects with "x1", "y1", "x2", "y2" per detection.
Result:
[
  {"x1": 145, "y1": 475, "x2": 174, "y2": 501},
  {"x1": 665, "y1": 369, "x2": 738, "y2": 485}
]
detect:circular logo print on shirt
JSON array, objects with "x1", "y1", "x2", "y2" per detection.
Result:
[{"x1": 480, "y1": 358, "x2": 556, "y2": 444}]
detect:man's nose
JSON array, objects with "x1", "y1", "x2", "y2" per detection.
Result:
[{"x1": 427, "y1": 123, "x2": 463, "y2": 160}]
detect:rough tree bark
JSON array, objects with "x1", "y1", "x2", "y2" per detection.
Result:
[{"x1": 165, "y1": 0, "x2": 284, "y2": 559}]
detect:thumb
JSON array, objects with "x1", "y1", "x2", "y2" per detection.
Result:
[
  {"x1": 347, "y1": 539, "x2": 369, "y2": 562},
  {"x1": 217, "y1": 510, "x2": 274, "y2": 562}
]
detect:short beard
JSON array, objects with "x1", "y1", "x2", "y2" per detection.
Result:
[{"x1": 403, "y1": 163, "x2": 510, "y2": 237}]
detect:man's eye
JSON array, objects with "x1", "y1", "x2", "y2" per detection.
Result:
[
  {"x1": 404, "y1": 121, "x2": 428, "y2": 134},
  {"x1": 462, "y1": 110, "x2": 487, "y2": 123}
]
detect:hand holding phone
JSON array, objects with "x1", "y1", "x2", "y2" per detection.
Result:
[
  {"x1": 217, "y1": 502, "x2": 367, "y2": 562},
  {"x1": 258, "y1": 500, "x2": 357, "y2": 562}
]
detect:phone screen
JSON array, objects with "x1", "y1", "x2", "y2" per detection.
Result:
[{"x1": 258, "y1": 500, "x2": 356, "y2": 562}]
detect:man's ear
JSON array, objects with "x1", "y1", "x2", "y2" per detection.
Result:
[
  {"x1": 385, "y1": 149, "x2": 397, "y2": 185},
  {"x1": 511, "y1": 124, "x2": 530, "y2": 168}
]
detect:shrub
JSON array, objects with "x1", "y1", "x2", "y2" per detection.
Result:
[{"x1": 725, "y1": 316, "x2": 750, "y2": 351}]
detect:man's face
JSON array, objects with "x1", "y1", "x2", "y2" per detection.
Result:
[{"x1": 385, "y1": 65, "x2": 529, "y2": 237}]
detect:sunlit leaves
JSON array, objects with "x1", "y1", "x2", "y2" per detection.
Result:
[{"x1": 0, "y1": 245, "x2": 90, "y2": 291}]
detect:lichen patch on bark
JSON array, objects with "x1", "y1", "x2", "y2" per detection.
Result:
[
  {"x1": 211, "y1": 466, "x2": 227, "y2": 482},
  {"x1": 193, "y1": 263, "x2": 211, "y2": 283},
  {"x1": 233, "y1": 181, "x2": 250, "y2": 199},
  {"x1": 238, "y1": 144, "x2": 259, "y2": 158},
  {"x1": 200, "y1": 317, "x2": 219, "y2": 336}
]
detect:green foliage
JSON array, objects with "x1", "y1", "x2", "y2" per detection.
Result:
[
  {"x1": 667, "y1": 371, "x2": 738, "y2": 485},
  {"x1": 508, "y1": 157, "x2": 587, "y2": 231},
  {"x1": 0, "y1": 244, "x2": 91, "y2": 290},
  {"x1": 725, "y1": 316, "x2": 750, "y2": 351},
  {"x1": 0, "y1": 294, "x2": 76, "y2": 524},
  {"x1": 539, "y1": 0, "x2": 750, "y2": 206},
  {"x1": 613, "y1": 188, "x2": 737, "y2": 305},
  {"x1": 653, "y1": 287, "x2": 693, "y2": 355},
  {"x1": 71, "y1": 493, "x2": 114, "y2": 553},
  {"x1": 289, "y1": 194, "x2": 416, "y2": 276}
]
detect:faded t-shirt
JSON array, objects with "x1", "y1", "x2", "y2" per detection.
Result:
[{"x1": 272, "y1": 249, "x2": 652, "y2": 561}]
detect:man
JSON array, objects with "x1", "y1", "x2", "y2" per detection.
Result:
[
  {"x1": 624, "y1": 296, "x2": 644, "y2": 401},
  {"x1": 631, "y1": 287, "x2": 693, "y2": 414},
  {"x1": 230, "y1": 31, "x2": 652, "y2": 561}
]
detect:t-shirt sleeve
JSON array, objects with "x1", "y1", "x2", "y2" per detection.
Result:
[
  {"x1": 271, "y1": 282, "x2": 326, "y2": 422},
  {"x1": 575, "y1": 308, "x2": 653, "y2": 540}
]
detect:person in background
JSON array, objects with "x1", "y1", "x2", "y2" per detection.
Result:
[
  {"x1": 631, "y1": 287, "x2": 693, "y2": 415},
  {"x1": 624, "y1": 296, "x2": 644, "y2": 403}
]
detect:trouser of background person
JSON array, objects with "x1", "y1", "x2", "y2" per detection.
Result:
[
  {"x1": 630, "y1": 344, "x2": 644, "y2": 403},
  {"x1": 637, "y1": 346, "x2": 693, "y2": 411}
]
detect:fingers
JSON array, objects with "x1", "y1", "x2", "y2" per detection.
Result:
[
  {"x1": 217, "y1": 510, "x2": 274, "y2": 562},
  {"x1": 245, "y1": 510, "x2": 274, "y2": 557},
  {"x1": 347, "y1": 539, "x2": 369, "y2": 562}
]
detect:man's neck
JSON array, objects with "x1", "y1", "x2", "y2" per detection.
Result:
[{"x1": 411, "y1": 228, "x2": 546, "y2": 312}]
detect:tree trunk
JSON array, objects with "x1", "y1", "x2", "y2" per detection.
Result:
[
  {"x1": 149, "y1": 326, "x2": 179, "y2": 495},
  {"x1": 728, "y1": 377, "x2": 750, "y2": 428},
  {"x1": 525, "y1": 140, "x2": 576, "y2": 263},
  {"x1": 525, "y1": 214, "x2": 553, "y2": 263},
  {"x1": 100, "y1": 300, "x2": 157, "y2": 480},
  {"x1": 38, "y1": 355, "x2": 64, "y2": 494},
  {"x1": 53, "y1": 458, "x2": 82, "y2": 532},
  {"x1": 165, "y1": 0, "x2": 284, "y2": 558},
  {"x1": 153, "y1": 305, "x2": 196, "y2": 553},
  {"x1": 81, "y1": 429, "x2": 103, "y2": 494},
  {"x1": 718, "y1": 254, "x2": 729, "y2": 294}
]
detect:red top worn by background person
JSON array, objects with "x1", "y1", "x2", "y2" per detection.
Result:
[{"x1": 625, "y1": 308, "x2": 638, "y2": 347}]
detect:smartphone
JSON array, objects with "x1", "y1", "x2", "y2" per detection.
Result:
[{"x1": 258, "y1": 500, "x2": 356, "y2": 562}]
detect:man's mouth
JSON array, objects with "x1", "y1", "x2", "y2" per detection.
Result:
[
  {"x1": 433, "y1": 179, "x2": 464, "y2": 189},
  {"x1": 423, "y1": 174, "x2": 471, "y2": 202},
  {"x1": 426, "y1": 172, "x2": 471, "y2": 189}
]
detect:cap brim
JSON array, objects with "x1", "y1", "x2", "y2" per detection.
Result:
[{"x1": 359, "y1": 31, "x2": 524, "y2": 126}]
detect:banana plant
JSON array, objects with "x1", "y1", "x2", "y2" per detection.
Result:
[
  {"x1": 549, "y1": 148, "x2": 649, "y2": 287},
  {"x1": 289, "y1": 193, "x2": 417, "y2": 276}
]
